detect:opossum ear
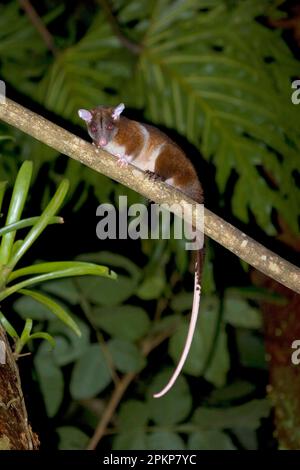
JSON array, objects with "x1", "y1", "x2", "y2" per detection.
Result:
[
  {"x1": 112, "y1": 103, "x2": 125, "y2": 120},
  {"x1": 78, "y1": 109, "x2": 93, "y2": 123}
]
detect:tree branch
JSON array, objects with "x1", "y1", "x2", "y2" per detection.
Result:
[
  {"x1": 87, "y1": 328, "x2": 175, "y2": 450},
  {"x1": 0, "y1": 98, "x2": 299, "y2": 294},
  {"x1": 97, "y1": 0, "x2": 142, "y2": 54},
  {"x1": 19, "y1": 0, "x2": 58, "y2": 57}
]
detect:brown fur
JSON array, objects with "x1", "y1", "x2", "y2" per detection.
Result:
[
  {"x1": 142, "y1": 124, "x2": 203, "y2": 203},
  {"x1": 115, "y1": 117, "x2": 145, "y2": 158},
  {"x1": 88, "y1": 108, "x2": 203, "y2": 203}
]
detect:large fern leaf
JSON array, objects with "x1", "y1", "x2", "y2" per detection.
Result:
[{"x1": 122, "y1": 0, "x2": 300, "y2": 233}]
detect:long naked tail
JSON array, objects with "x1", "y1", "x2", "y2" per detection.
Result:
[{"x1": 153, "y1": 248, "x2": 204, "y2": 398}]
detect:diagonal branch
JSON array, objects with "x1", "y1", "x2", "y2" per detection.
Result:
[
  {"x1": 87, "y1": 327, "x2": 176, "y2": 450},
  {"x1": 19, "y1": 0, "x2": 58, "y2": 57},
  {"x1": 97, "y1": 0, "x2": 142, "y2": 54},
  {"x1": 0, "y1": 98, "x2": 299, "y2": 294}
]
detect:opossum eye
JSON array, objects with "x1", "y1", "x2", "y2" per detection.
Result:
[
  {"x1": 91, "y1": 124, "x2": 97, "y2": 133},
  {"x1": 106, "y1": 123, "x2": 113, "y2": 130}
]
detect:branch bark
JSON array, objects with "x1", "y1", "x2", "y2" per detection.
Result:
[{"x1": 0, "y1": 98, "x2": 299, "y2": 294}]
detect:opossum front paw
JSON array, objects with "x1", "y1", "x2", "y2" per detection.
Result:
[
  {"x1": 116, "y1": 154, "x2": 129, "y2": 168},
  {"x1": 92, "y1": 142, "x2": 100, "y2": 153},
  {"x1": 145, "y1": 170, "x2": 162, "y2": 181}
]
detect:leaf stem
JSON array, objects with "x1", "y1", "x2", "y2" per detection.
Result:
[
  {"x1": 0, "y1": 265, "x2": 115, "y2": 302},
  {"x1": 0, "y1": 216, "x2": 63, "y2": 237},
  {"x1": 0, "y1": 181, "x2": 7, "y2": 214}
]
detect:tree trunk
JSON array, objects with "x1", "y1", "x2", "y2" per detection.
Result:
[
  {"x1": 252, "y1": 270, "x2": 300, "y2": 449},
  {"x1": 0, "y1": 326, "x2": 39, "y2": 450}
]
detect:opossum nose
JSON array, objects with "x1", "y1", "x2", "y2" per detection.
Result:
[{"x1": 99, "y1": 138, "x2": 107, "y2": 146}]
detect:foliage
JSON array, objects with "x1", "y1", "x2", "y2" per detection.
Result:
[
  {"x1": 0, "y1": 0, "x2": 298, "y2": 451},
  {"x1": 19, "y1": 255, "x2": 269, "y2": 448},
  {"x1": 0, "y1": 161, "x2": 116, "y2": 352},
  {"x1": 1, "y1": 0, "x2": 299, "y2": 233}
]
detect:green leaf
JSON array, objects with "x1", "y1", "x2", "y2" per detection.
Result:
[
  {"x1": 224, "y1": 298, "x2": 262, "y2": 329},
  {"x1": 107, "y1": 339, "x2": 146, "y2": 373},
  {"x1": 19, "y1": 317, "x2": 33, "y2": 342},
  {"x1": 76, "y1": 252, "x2": 141, "y2": 306},
  {"x1": 171, "y1": 292, "x2": 193, "y2": 311},
  {"x1": 129, "y1": 0, "x2": 300, "y2": 234},
  {"x1": 150, "y1": 314, "x2": 182, "y2": 335},
  {"x1": 0, "y1": 161, "x2": 32, "y2": 265},
  {"x1": 227, "y1": 286, "x2": 286, "y2": 305},
  {"x1": 19, "y1": 289, "x2": 81, "y2": 337},
  {"x1": 34, "y1": 342, "x2": 64, "y2": 417},
  {"x1": 38, "y1": 11, "x2": 129, "y2": 120},
  {"x1": 136, "y1": 272, "x2": 166, "y2": 300},
  {"x1": 13, "y1": 295, "x2": 54, "y2": 320},
  {"x1": 29, "y1": 332, "x2": 55, "y2": 348},
  {"x1": 112, "y1": 431, "x2": 147, "y2": 451},
  {"x1": 147, "y1": 431, "x2": 185, "y2": 451},
  {"x1": 236, "y1": 330, "x2": 266, "y2": 369},
  {"x1": 118, "y1": 400, "x2": 149, "y2": 429},
  {"x1": 192, "y1": 399, "x2": 270, "y2": 430},
  {"x1": 8, "y1": 178, "x2": 69, "y2": 270},
  {"x1": 48, "y1": 318, "x2": 90, "y2": 367},
  {"x1": 148, "y1": 370, "x2": 192, "y2": 425},
  {"x1": 188, "y1": 430, "x2": 236, "y2": 450},
  {"x1": 8, "y1": 261, "x2": 116, "y2": 283},
  {"x1": 1, "y1": 263, "x2": 116, "y2": 302},
  {"x1": 14, "y1": 317, "x2": 33, "y2": 354},
  {"x1": 202, "y1": 246, "x2": 215, "y2": 295},
  {"x1": 0, "y1": 310, "x2": 19, "y2": 339},
  {"x1": 207, "y1": 381, "x2": 255, "y2": 405},
  {"x1": 0, "y1": 216, "x2": 63, "y2": 237},
  {"x1": 92, "y1": 305, "x2": 150, "y2": 341},
  {"x1": 172, "y1": 237, "x2": 189, "y2": 275},
  {"x1": 57, "y1": 426, "x2": 89, "y2": 450},
  {"x1": 233, "y1": 427, "x2": 257, "y2": 450},
  {"x1": 169, "y1": 306, "x2": 230, "y2": 387},
  {"x1": 0, "y1": 181, "x2": 7, "y2": 213},
  {"x1": 40, "y1": 279, "x2": 80, "y2": 305},
  {"x1": 76, "y1": 276, "x2": 135, "y2": 306},
  {"x1": 70, "y1": 343, "x2": 112, "y2": 399}
]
